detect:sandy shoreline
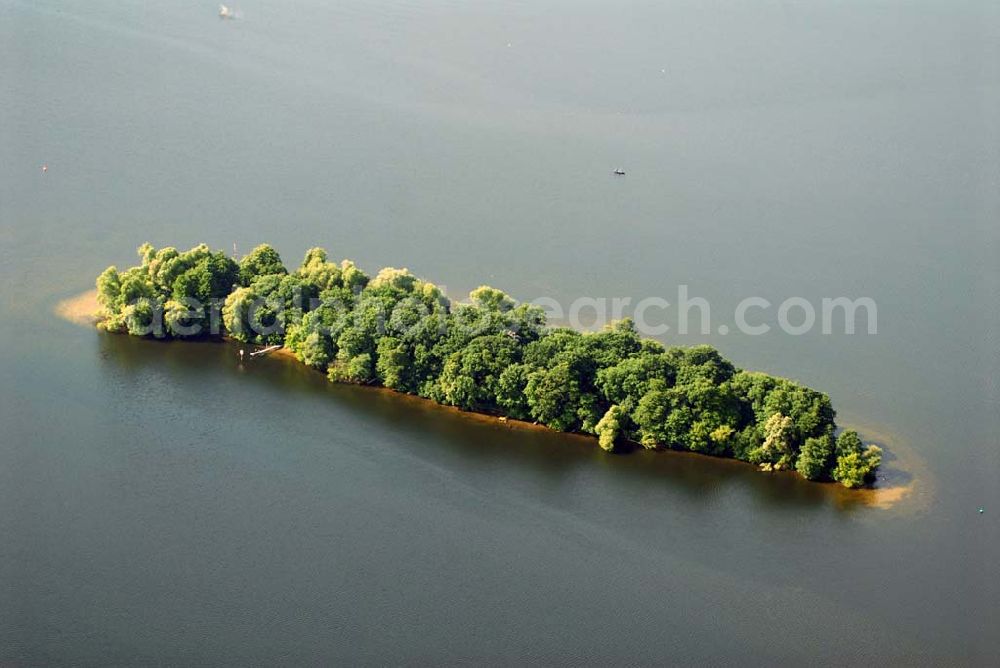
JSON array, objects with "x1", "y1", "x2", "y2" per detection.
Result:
[
  {"x1": 54, "y1": 287, "x2": 920, "y2": 510},
  {"x1": 827, "y1": 419, "x2": 930, "y2": 512},
  {"x1": 54, "y1": 289, "x2": 100, "y2": 327}
]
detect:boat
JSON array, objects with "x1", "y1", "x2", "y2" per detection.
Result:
[
  {"x1": 613, "y1": 168, "x2": 626, "y2": 176},
  {"x1": 219, "y1": 4, "x2": 234, "y2": 19}
]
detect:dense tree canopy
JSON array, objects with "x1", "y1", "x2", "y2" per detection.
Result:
[{"x1": 95, "y1": 242, "x2": 881, "y2": 487}]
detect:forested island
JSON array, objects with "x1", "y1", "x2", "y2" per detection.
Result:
[{"x1": 94, "y1": 243, "x2": 882, "y2": 488}]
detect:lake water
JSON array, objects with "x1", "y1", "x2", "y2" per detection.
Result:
[{"x1": 2, "y1": 0, "x2": 998, "y2": 663}]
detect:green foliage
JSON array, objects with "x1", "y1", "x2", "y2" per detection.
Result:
[
  {"x1": 438, "y1": 335, "x2": 520, "y2": 410},
  {"x1": 222, "y1": 286, "x2": 283, "y2": 345},
  {"x1": 172, "y1": 252, "x2": 238, "y2": 303},
  {"x1": 495, "y1": 363, "x2": 534, "y2": 420},
  {"x1": 138, "y1": 242, "x2": 155, "y2": 265},
  {"x1": 796, "y1": 434, "x2": 835, "y2": 480},
  {"x1": 119, "y1": 269, "x2": 156, "y2": 305},
  {"x1": 300, "y1": 330, "x2": 333, "y2": 369},
  {"x1": 836, "y1": 430, "x2": 864, "y2": 458},
  {"x1": 674, "y1": 345, "x2": 736, "y2": 385},
  {"x1": 595, "y1": 405, "x2": 625, "y2": 452},
  {"x1": 328, "y1": 352, "x2": 374, "y2": 384},
  {"x1": 340, "y1": 260, "x2": 370, "y2": 292},
  {"x1": 832, "y1": 446, "x2": 882, "y2": 488},
  {"x1": 832, "y1": 431, "x2": 882, "y2": 488},
  {"x1": 369, "y1": 267, "x2": 419, "y2": 299},
  {"x1": 221, "y1": 287, "x2": 255, "y2": 343},
  {"x1": 239, "y1": 244, "x2": 287, "y2": 286},
  {"x1": 96, "y1": 266, "x2": 122, "y2": 312},
  {"x1": 748, "y1": 413, "x2": 796, "y2": 470},
  {"x1": 470, "y1": 285, "x2": 516, "y2": 312},
  {"x1": 296, "y1": 247, "x2": 343, "y2": 292},
  {"x1": 596, "y1": 353, "x2": 676, "y2": 410},
  {"x1": 633, "y1": 387, "x2": 673, "y2": 449},
  {"x1": 164, "y1": 299, "x2": 204, "y2": 337},
  {"x1": 525, "y1": 362, "x2": 588, "y2": 432},
  {"x1": 375, "y1": 336, "x2": 411, "y2": 390},
  {"x1": 94, "y1": 241, "x2": 874, "y2": 487},
  {"x1": 122, "y1": 298, "x2": 161, "y2": 337}
]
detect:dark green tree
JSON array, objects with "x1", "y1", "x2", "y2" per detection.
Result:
[{"x1": 239, "y1": 244, "x2": 287, "y2": 286}]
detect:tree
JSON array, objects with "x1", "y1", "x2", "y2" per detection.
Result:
[
  {"x1": 164, "y1": 299, "x2": 204, "y2": 337},
  {"x1": 137, "y1": 242, "x2": 155, "y2": 265},
  {"x1": 222, "y1": 287, "x2": 255, "y2": 342},
  {"x1": 796, "y1": 434, "x2": 835, "y2": 480},
  {"x1": 339, "y1": 260, "x2": 369, "y2": 292},
  {"x1": 525, "y1": 363, "x2": 585, "y2": 432},
  {"x1": 239, "y1": 244, "x2": 287, "y2": 285},
  {"x1": 495, "y1": 363, "x2": 534, "y2": 420},
  {"x1": 666, "y1": 377, "x2": 740, "y2": 454},
  {"x1": 368, "y1": 267, "x2": 419, "y2": 300},
  {"x1": 596, "y1": 352, "x2": 676, "y2": 411},
  {"x1": 222, "y1": 285, "x2": 284, "y2": 344},
  {"x1": 749, "y1": 413, "x2": 796, "y2": 470},
  {"x1": 584, "y1": 319, "x2": 643, "y2": 368},
  {"x1": 286, "y1": 307, "x2": 342, "y2": 369},
  {"x1": 118, "y1": 269, "x2": 156, "y2": 306},
  {"x1": 595, "y1": 405, "x2": 625, "y2": 452},
  {"x1": 297, "y1": 248, "x2": 343, "y2": 294},
  {"x1": 122, "y1": 298, "x2": 162, "y2": 338},
  {"x1": 469, "y1": 285, "x2": 516, "y2": 312},
  {"x1": 300, "y1": 331, "x2": 333, "y2": 369},
  {"x1": 674, "y1": 345, "x2": 736, "y2": 386},
  {"x1": 172, "y1": 253, "x2": 238, "y2": 304},
  {"x1": 96, "y1": 266, "x2": 122, "y2": 311},
  {"x1": 437, "y1": 335, "x2": 520, "y2": 410},
  {"x1": 145, "y1": 247, "x2": 182, "y2": 292},
  {"x1": 328, "y1": 352, "x2": 373, "y2": 384},
  {"x1": 833, "y1": 446, "x2": 882, "y2": 488},
  {"x1": 376, "y1": 336, "x2": 412, "y2": 390},
  {"x1": 836, "y1": 430, "x2": 864, "y2": 458},
  {"x1": 632, "y1": 387, "x2": 672, "y2": 448},
  {"x1": 832, "y1": 430, "x2": 882, "y2": 488}
]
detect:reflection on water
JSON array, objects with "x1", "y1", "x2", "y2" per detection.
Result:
[{"x1": 95, "y1": 330, "x2": 918, "y2": 515}]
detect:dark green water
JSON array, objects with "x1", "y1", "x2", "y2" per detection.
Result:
[{"x1": 2, "y1": 0, "x2": 998, "y2": 663}]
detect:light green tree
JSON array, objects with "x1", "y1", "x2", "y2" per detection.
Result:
[{"x1": 595, "y1": 405, "x2": 625, "y2": 452}]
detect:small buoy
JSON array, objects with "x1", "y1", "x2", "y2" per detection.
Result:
[
  {"x1": 239, "y1": 348, "x2": 245, "y2": 361},
  {"x1": 41, "y1": 164, "x2": 48, "y2": 173}
]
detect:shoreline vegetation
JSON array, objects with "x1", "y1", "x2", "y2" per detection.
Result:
[{"x1": 88, "y1": 243, "x2": 883, "y2": 489}]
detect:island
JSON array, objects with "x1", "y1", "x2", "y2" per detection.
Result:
[{"x1": 93, "y1": 243, "x2": 882, "y2": 488}]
